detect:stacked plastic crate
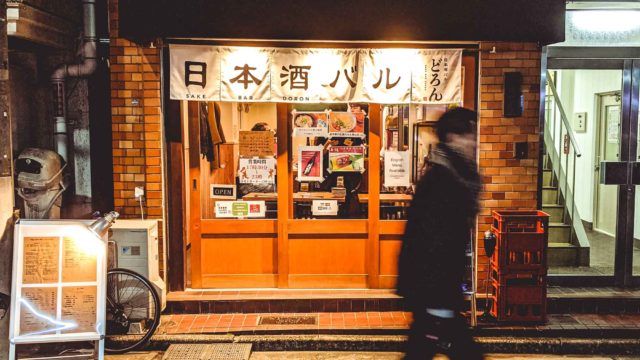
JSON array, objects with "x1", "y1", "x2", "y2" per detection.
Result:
[{"x1": 489, "y1": 210, "x2": 550, "y2": 322}]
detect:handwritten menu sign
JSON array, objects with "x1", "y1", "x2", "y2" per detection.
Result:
[
  {"x1": 10, "y1": 221, "x2": 107, "y2": 355},
  {"x1": 62, "y1": 286, "x2": 97, "y2": 333},
  {"x1": 62, "y1": 237, "x2": 97, "y2": 283},
  {"x1": 239, "y1": 131, "x2": 275, "y2": 157},
  {"x1": 23, "y1": 237, "x2": 59, "y2": 284},
  {"x1": 19, "y1": 287, "x2": 57, "y2": 336}
]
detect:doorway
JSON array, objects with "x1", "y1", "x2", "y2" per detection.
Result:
[{"x1": 594, "y1": 92, "x2": 620, "y2": 237}]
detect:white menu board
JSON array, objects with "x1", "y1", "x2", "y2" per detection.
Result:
[{"x1": 9, "y1": 220, "x2": 107, "y2": 360}]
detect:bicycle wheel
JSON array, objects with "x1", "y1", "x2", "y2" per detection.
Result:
[{"x1": 104, "y1": 268, "x2": 161, "y2": 354}]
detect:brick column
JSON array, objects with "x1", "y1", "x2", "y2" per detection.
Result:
[
  {"x1": 476, "y1": 41, "x2": 542, "y2": 293},
  {"x1": 109, "y1": 0, "x2": 163, "y2": 219}
]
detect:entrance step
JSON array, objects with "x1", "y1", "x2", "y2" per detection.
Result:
[
  {"x1": 542, "y1": 186, "x2": 559, "y2": 205},
  {"x1": 547, "y1": 286, "x2": 640, "y2": 314},
  {"x1": 542, "y1": 204, "x2": 564, "y2": 223},
  {"x1": 166, "y1": 290, "x2": 403, "y2": 314},
  {"x1": 548, "y1": 222, "x2": 571, "y2": 243},
  {"x1": 548, "y1": 242, "x2": 589, "y2": 267}
]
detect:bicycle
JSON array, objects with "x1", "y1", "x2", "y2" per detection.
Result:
[{"x1": 95, "y1": 211, "x2": 161, "y2": 354}]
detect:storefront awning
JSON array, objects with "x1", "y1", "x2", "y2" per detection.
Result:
[{"x1": 118, "y1": 0, "x2": 565, "y2": 45}]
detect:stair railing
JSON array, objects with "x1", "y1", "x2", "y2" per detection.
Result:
[{"x1": 544, "y1": 71, "x2": 590, "y2": 250}]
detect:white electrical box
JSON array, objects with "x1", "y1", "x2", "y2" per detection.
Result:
[
  {"x1": 574, "y1": 112, "x2": 587, "y2": 132},
  {"x1": 110, "y1": 220, "x2": 166, "y2": 310}
]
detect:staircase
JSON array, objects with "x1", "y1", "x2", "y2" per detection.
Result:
[
  {"x1": 543, "y1": 71, "x2": 590, "y2": 267},
  {"x1": 541, "y1": 155, "x2": 589, "y2": 267}
]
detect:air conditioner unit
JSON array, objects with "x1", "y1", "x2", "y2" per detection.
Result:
[{"x1": 109, "y1": 220, "x2": 166, "y2": 310}]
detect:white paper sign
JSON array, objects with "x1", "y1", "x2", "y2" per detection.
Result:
[
  {"x1": 169, "y1": 44, "x2": 220, "y2": 101},
  {"x1": 215, "y1": 201, "x2": 266, "y2": 218},
  {"x1": 238, "y1": 158, "x2": 276, "y2": 184},
  {"x1": 312, "y1": 200, "x2": 339, "y2": 216},
  {"x1": 384, "y1": 151, "x2": 411, "y2": 187},
  {"x1": 412, "y1": 49, "x2": 462, "y2": 104},
  {"x1": 220, "y1": 47, "x2": 272, "y2": 102}
]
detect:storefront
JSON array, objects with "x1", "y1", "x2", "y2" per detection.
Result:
[{"x1": 110, "y1": 0, "x2": 566, "y2": 291}]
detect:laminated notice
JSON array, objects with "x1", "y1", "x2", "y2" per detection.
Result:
[{"x1": 22, "y1": 237, "x2": 59, "y2": 284}]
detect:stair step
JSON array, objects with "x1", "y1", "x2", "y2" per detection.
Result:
[
  {"x1": 542, "y1": 187, "x2": 560, "y2": 205},
  {"x1": 548, "y1": 242, "x2": 588, "y2": 267},
  {"x1": 543, "y1": 170, "x2": 554, "y2": 187},
  {"x1": 549, "y1": 223, "x2": 571, "y2": 243},
  {"x1": 542, "y1": 205, "x2": 564, "y2": 223}
]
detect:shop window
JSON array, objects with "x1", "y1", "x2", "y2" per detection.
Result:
[
  {"x1": 200, "y1": 102, "x2": 278, "y2": 219},
  {"x1": 290, "y1": 104, "x2": 369, "y2": 219},
  {"x1": 377, "y1": 104, "x2": 448, "y2": 220}
]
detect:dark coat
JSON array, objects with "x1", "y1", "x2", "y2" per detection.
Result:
[{"x1": 396, "y1": 144, "x2": 480, "y2": 310}]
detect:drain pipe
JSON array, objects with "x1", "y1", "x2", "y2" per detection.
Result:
[{"x1": 51, "y1": 0, "x2": 97, "y2": 162}]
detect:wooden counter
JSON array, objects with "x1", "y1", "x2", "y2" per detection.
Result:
[{"x1": 358, "y1": 193, "x2": 412, "y2": 203}]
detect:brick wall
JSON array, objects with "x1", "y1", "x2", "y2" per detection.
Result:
[
  {"x1": 109, "y1": 0, "x2": 163, "y2": 219},
  {"x1": 477, "y1": 42, "x2": 541, "y2": 293}
]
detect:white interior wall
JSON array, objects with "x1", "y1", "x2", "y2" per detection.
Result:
[{"x1": 555, "y1": 69, "x2": 622, "y2": 223}]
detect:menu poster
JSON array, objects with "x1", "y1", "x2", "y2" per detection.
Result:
[
  {"x1": 238, "y1": 158, "x2": 276, "y2": 184},
  {"x1": 61, "y1": 286, "x2": 97, "y2": 333},
  {"x1": 239, "y1": 131, "x2": 275, "y2": 157},
  {"x1": 62, "y1": 237, "x2": 97, "y2": 283},
  {"x1": 297, "y1": 146, "x2": 324, "y2": 182},
  {"x1": 23, "y1": 237, "x2": 59, "y2": 284},
  {"x1": 328, "y1": 146, "x2": 366, "y2": 173},
  {"x1": 384, "y1": 151, "x2": 411, "y2": 187},
  {"x1": 292, "y1": 111, "x2": 329, "y2": 137},
  {"x1": 328, "y1": 111, "x2": 366, "y2": 138},
  {"x1": 19, "y1": 287, "x2": 58, "y2": 336}
]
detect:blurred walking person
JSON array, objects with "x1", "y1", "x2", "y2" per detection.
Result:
[{"x1": 397, "y1": 108, "x2": 484, "y2": 360}]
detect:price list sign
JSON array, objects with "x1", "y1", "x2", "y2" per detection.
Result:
[{"x1": 8, "y1": 220, "x2": 107, "y2": 360}]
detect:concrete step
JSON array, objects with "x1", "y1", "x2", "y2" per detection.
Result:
[
  {"x1": 542, "y1": 170, "x2": 554, "y2": 187},
  {"x1": 548, "y1": 223, "x2": 571, "y2": 243},
  {"x1": 542, "y1": 186, "x2": 559, "y2": 205},
  {"x1": 548, "y1": 242, "x2": 583, "y2": 267},
  {"x1": 542, "y1": 204, "x2": 564, "y2": 223}
]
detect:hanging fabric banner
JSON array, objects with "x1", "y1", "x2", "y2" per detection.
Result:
[
  {"x1": 271, "y1": 48, "x2": 361, "y2": 103},
  {"x1": 169, "y1": 44, "x2": 220, "y2": 101},
  {"x1": 358, "y1": 49, "x2": 415, "y2": 104},
  {"x1": 220, "y1": 47, "x2": 272, "y2": 102},
  {"x1": 169, "y1": 45, "x2": 462, "y2": 104},
  {"x1": 412, "y1": 49, "x2": 462, "y2": 104}
]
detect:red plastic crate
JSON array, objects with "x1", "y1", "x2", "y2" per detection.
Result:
[
  {"x1": 490, "y1": 266, "x2": 545, "y2": 288},
  {"x1": 490, "y1": 277, "x2": 547, "y2": 323},
  {"x1": 490, "y1": 210, "x2": 549, "y2": 274}
]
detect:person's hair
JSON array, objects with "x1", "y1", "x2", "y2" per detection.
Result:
[
  {"x1": 435, "y1": 107, "x2": 477, "y2": 142},
  {"x1": 251, "y1": 122, "x2": 270, "y2": 131}
]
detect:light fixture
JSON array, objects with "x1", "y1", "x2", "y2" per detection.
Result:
[
  {"x1": 571, "y1": 10, "x2": 640, "y2": 32},
  {"x1": 88, "y1": 211, "x2": 120, "y2": 239}
]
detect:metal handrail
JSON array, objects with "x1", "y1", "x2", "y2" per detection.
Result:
[{"x1": 546, "y1": 70, "x2": 582, "y2": 158}]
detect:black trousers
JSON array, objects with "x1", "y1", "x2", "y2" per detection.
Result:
[{"x1": 404, "y1": 306, "x2": 484, "y2": 360}]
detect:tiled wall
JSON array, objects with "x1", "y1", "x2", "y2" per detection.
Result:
[
  {"x1": 109, "y1": 0, "x2": 163, "y2": 219},
  {"x1": 477, "y1": 42, "x2": 542, "y2": 292}
]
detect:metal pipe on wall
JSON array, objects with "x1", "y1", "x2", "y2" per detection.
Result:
[{"x1": 51, "y1": 0, "x2": 97, "y2": 163}]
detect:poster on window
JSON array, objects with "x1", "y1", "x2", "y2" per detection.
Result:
[
  {"x1": 215, "y1": 201, "x2": 266, "y2": 218},
  {"x1": 328, "y1": 111, "x2": 365, "y2": 138},
  {"x1": 238, "y1": 158, "x2": 276, "y2": 184},
  {"x1": 384, "y1": 151, "x2": 411, "y2": 187},
  {"x1": 239, "y1": 131, "x2": 275, "y2": 157},
  {"x1": 328, "y1": 146, "x2": 365, "y2": 173},
  {"x1": 292, "y1": 111, "x2": 329, "y2": 137},
  {"x1": 297, "y1": 146, "x2": 324, "y2": 181}
]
